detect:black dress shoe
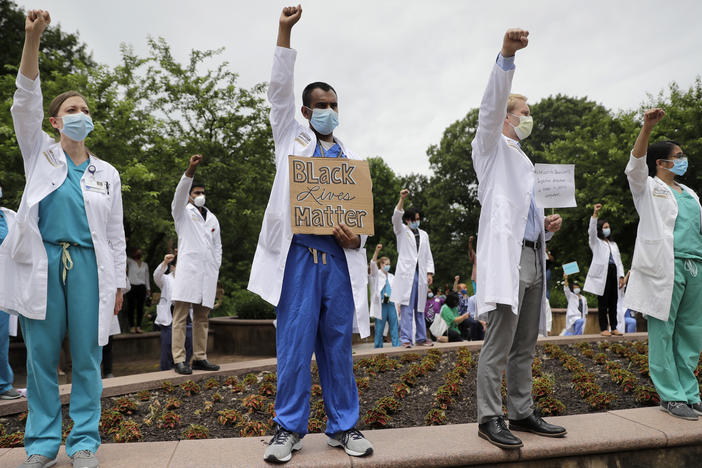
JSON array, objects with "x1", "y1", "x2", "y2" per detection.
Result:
[
  {"x1": 478, "y1": 417, "x2": 523, "y2": 449},
  {"x1": 509, "y1": 412, "x2": 567, "y2": 437},
  {"x1": 174, "y1": 362, "x2": 192, "y2": 375},
  {"x1": 192, "y1": 359, "x2": 220, "y2": 371}
]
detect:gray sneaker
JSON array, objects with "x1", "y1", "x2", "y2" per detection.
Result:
[
  {"x1": 689, "y1": 402, "x2": 702, "y2": 416},
  {"x1": 71, "y1": 450, "x2": 99, "y2": 468},
  {"x1": 18, "y1": 455, "x2": 56, "y2": 468},
  {"x1": 263, "y1": 425, "x2": 302, "y2": 463},
  {"x1": 0, "y1": 388, "x2": 21, "y2": 400},
  {"x1": 660, "y1": 401, "x2": 698, "y2": 420},
  {"x1": 328, "y1": 428, "x2": 373, "y2": 457}
]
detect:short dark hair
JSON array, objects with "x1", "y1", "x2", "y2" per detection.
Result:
[
  {"x1": 190, "y1": 181, "x2": 205, "y2": 194},
  {"x1": 646, "y1": 140, "x2": 681, "y2": 177},
  {"x1": 596, "y1": 218, "x2": 613, "y2": 241},
  {"x1": 402, "y1": 208, "x2": 422, "y2": 224},
  {"x1": 302, "y1": 82, "x2": 337, "y2": 107},
  {"x1": 445, "y1": 292, "x2": 460, "y2": 309}
]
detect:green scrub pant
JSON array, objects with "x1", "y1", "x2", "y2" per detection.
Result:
[
  {"x1": 648, "y1": 258, "x2": 702, "y2": 404},
  {"x1": 20, "y1": 242, "x2": 102, "y2": 459}
]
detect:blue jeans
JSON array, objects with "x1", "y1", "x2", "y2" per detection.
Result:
[
  {"x1": 0, "y1": 311, "x2": 14, "y2": 393},
  {"x1": 20, "y1": 243, "x2": 102, "y2": 459},
  {"x1": 374, "y1": 302, "x2": 399, "y2": 348},
  {"x1": 158, "y1": 323, "x2": 193, "y2": 370},
  {"x1": 399, "y1": 269, "x2": 428, "y2": 344},
  {"x1": 565, "y1": 318, "x2": 585, "y2": 336},
  {"x1": 274, "y1": 243, "x2": 358, "y2": 436}
]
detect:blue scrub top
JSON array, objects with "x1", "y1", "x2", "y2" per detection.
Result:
[
  {"x1": 0, "y1": 211, "x2": 7, "y2": 245},
  {"x1": 38, "y1": 154, "x2": 93, "y2": 247},
  {"x1": 292, "y1": 141, "x2": 347, "y2": 257}
]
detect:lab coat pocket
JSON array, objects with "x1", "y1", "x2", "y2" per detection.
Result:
[
  {"x1": 263, "y1": 212, "x2": 283, "y2": 255},
  {"x1": 632, "y1": 239, "x2": 663, "y2": 276},
  {"x1": 589, "y1": 263, "x2": 606, "y2": 279},
  {"x1": 490, "y1": 195, "x2": 516, "y2": 240}
]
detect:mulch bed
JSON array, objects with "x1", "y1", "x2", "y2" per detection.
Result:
[{"x1": 0, "y1": 340, "x2": 696, "y2": 446}]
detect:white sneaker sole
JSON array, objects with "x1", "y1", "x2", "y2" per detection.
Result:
[
  {"x1": 21, "y1": 460, "x2": 56, "y2": 468},
  {"x1": 263, "y1": 441, "x2": 302, "y2": 463},
  {"x1": 327, "y1": 438, "x2": 373, "y2": 457}
]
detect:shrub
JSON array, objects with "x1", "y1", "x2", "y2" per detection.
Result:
[
  {"x1": 536, "y1": 396, "x2": 566, "y2": 416},
  {"x1": 113, "y1": 420, "x2": 142, "y2": 443},
  {"x1": 218, "y1": 409, "x2": 243, "y2": 426},
  {"x1": 363, "y1": 407, "x2": 390, "y2": 428},
  {"x1": 158, "y1": 411, "x2": 181, "y2": 429},
  {"x1": 230, "y1": 288, "x2": 275, "y2": 319},
  {"x1": 571, "y1": 371, "x2": 596, "y2": 385},
  {"x1": 259, "y1": 382, "x2": 276, "y2": 397},
  {"x1": 434, "y1": 387, "x2": 454, "y2": 410},
  {"x1": 0, "y1": 431, "x2": 24, "y2": 448},
  {"x1": 239, "y1": 419, "x2": 270, "y2": 437},
  {"x1": 620, "y1": 375, "x2": 638, "y2": 393},
  {"x1": 532, "y1": 357, "x2": 543, "y2": 377},
  {"x1": 574, "y1": 381, "x2": 601, "y2": 399},
  {"x1": 165, "y1": 398, "x2": 182, "y2": 410},
  {"x1": 262, "y1": 373, "x2": 277, "y2": 384},
  {"x1": 182, "y1": 424, "x2": 209, "y2": 440},
  {"x1": 99, "y1": 409, "x2": 124, "y2": 435},
  {"x1": 586, "y1": 392, "x2": 617, "y2": 410},
  {"x1": 400, "y1": 372, "x2": 418, "y2": 387},
  {"x1": 113, "y1": 397, "x2": 138, "y2": 415},
  {"x1": 605, "y1": 361, "x2": 622, "y2": 373},
  {"x1": 180, "y1": 380, "x2": 201, "y2": 396},
  {"x1": 424, "y1": 408, "x2": 447, "y2": 425},
  {"x1": 356, "y1": 377, "x2": 370, "y2": 393},
  {"x1": 562, "y1": 357, "x2": 585, "y2": 373}
]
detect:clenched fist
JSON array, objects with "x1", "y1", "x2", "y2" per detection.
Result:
[
  {"x1": 642, "y1": 108, "x2": 665, "y2": 129},
  {"x1": 501, "y1": 28, "x2": 529, "y2": 57},
  {"x1": 26, "y1": 9, "x2": 50, "y2": 37},
  {"x1": 280, "y1": 4, "x2": 302, "y2": 29}
]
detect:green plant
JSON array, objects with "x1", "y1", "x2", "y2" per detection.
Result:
[
  {"x1": 574, "y1": 381, "x2": 601, "y2": 399},
  {"x1": 181, "y1": 424, "x2": 209, "y2": 440},
  {"x1": 165, "y1": 398, "x2": 182, "y2": 410},
  {"x1": 310, "y1": 384, "x2": 322, "y2": 396},
  {"x1": 356, "y1": 376, "x2": 370, "y2": 393},
  {"x1": 308, "y1": 417, "x2": 324, "y2": 433},
  {"x1": 424, "y1": 408, "x2": 447, "y2": 425},
  {"x1": 231, "y1": 289, "x2": 276, "y2": 319},
  {"x1": 392, "y1": 383, "x2": 410, "y2": 399},
  {"x1": 585, "y1": 392, "x2": 617, "y2": 410},
  {"x1": 434, "y1": 386, "x2": 454, "y2": 410},
  {"x1": 239, "y1": 419, "x2": 270, "y2": 437},
  {"x1": 180, "y1": 380, "x2": 201, "y2": 396},
  {"x1": 310, "y1": 400, "x2": 326, "y2": 420},
  {"x1": 594, "y1": 353, "x2": 607, "y2": 364},
  {"x1": 399, "y1": 353, "x2": 422, "y2": 363},
  {"x1": 571, "y1": 371, "x2": 596, "y2": 384},
  {"x1": 531, "y1": 376, "x2": 554, "y2": 400},
  {"x1": 113, "y1": 420, "x2": 142, "y2": 443},
  {"x1": 217, "y1": 409, "x2": 243, "y2": 426},
  {"x1": 0, "y1": 431, "x2": 25, "y2": 448},
  {"x1": 203, "y1": 401, "x2": 214, "y2": 413},
  {"x1": 633, "y1": 385, "x2": 660, "y2": 405},
  {"x1": 204, "y1": 378, "x2": 220, "y2": 390},
  {"x1": 160, "y1": 381, "x2": 176, "y2": 393},
  {"x1": 158, "y1": 411, "x2": 181, "y2": 429},
  {"x1": 213, "y1": 392, "x2": 223, "y2": 402},
  {"x1": 113, "y1": 397, "x2": 138, "y2": 415},
  {"x1": 363, "y1": 407, "x2": 391, "y2": 428},
  {"x1": 241, "y1": 394, "x2": 267, "y2": 413},
  {"x1": 137, "y1": 390, "x2": 151, "y2": 401},
  {"x1": 376, "y1": 397, "x2": 401, "y2": 414},
  {"x1": 536, "y1": 396, "x2": 566, "y2": 416},
  {"x1": 242, "y1": 373, "x2": 258, "y2": 386},
  {"x1": 99, "y1": 409, "x2": 124, "y2": 435}
]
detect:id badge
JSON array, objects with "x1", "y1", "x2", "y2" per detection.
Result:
[{"x1": 84, "y1": 176, "x2": 108, "y2": 195}]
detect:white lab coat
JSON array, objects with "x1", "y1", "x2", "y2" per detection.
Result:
[
  {"x1": 170, "y1": 174, "x2": 222, "y2": 309},
  {"x1": 471, "y1": 61, "x2": 550, "y2": 335},
  {"x1": 623, "y1": 153, "x2": 702, "y2": 321},
  {"x1": 583, "y1": 217, "x2": 624, "y2": 295},
  {"x1": 247, "y1": 46, "x2": 370, "y2": 338},
  {"x1": 369, "y1": 261, "x2": 396, "y2": 320},
  {"x1": 0, "y1": 73, "x2": 126, "y2": 346},
  {"x1": 563, "y1": 285, "x2": 588, "y2": 332},
  {"x1": 0, "y1": 208, "x2": 18, "y2": 337},
  {"x1": 616, "y1": 286, "x2": 627, "y2": 333},
  {"x1": 390, "y1": 209, "x2": 434, "y2": 312},
  {"x1": 153, "y1": 263, "x2": 175, "y2": 327}
]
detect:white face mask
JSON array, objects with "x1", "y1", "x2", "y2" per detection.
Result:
[
  {"x1": 193, "y1": 194, "x2": 206, "y2": 207},
  {"x1": 573, "y1": 288, "x2": 581, "y2": 295},
  {"x1": 509, "y1": 114, "x2": 533, "y2": 140}
]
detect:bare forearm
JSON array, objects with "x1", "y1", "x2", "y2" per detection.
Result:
[
  {"x1": 277, "y1": 26, "x2": 292, "y2": 48},
  {"x1": 632, "y1": 126, "x2": 654, "y2": 159},
  {"x1": 20, "y1": 33, "x2": 40, "y2": 80}
]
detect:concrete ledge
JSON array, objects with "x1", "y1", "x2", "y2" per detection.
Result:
[{"x1": 2, "y1": 407, "x2": 699, "y2": 467}]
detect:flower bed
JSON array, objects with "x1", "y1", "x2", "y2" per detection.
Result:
[{"x1": 1, "y1": 340, "x2": 698, "y2": 446}]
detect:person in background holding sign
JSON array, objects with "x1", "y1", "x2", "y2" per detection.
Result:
[
  {"x1": 391, "y1": 189, "x2": 435, "y2": 349},
  {"x1": 0, "y1": 10, "x2": 127, "y2": 468},
  {"x1": 563, "y1": 273, "x2": 587, "y2": 335},
  {"x1": 369, "y1": 244, "x2": 399, "y2": 348},
  {"x1": 625, "y1": 108, "x2": 702, "y2": 421},
  {"x1": 472, "y1": 28, "x2": 566, "y2": 450},
  {"x1": 583, "y1": 203, "x2": 625, "y2": 336},
  {"x1": 248, "y1": 5, "x2": 372, "y2": 463},
  {"x1": 170, "y1": 154, "x2": 221, "y2": 375}
]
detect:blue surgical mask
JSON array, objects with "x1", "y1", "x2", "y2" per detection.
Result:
[
  {"x1": 602, "y1": 228, "x2": 611, "y2": 238},
  {"x1": 383, "y1": 264, "x2": 391, "y2": 272},
  {"x1": 308, "y1": 108, "x2": 338, "y2": 136},
  {"x1": 666, "y1": 158, "x2": 688, "y2": 177},
  {"x1": 461, "y1": 289, "x2": 468, "y2": 295},
  {"x1": 409, "y1": 220, "x2": 420, "y2": 230},
  {"x1": 60, "y1": 113, "x2": 94, "y2": 141}
]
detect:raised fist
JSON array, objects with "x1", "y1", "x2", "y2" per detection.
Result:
[
  {"x1": 375, "y1": 244, "x2": 383, "y2": 252},
  {"x1": 400, "y1": 189, "x2": 409, "y2": 199},
  {"x1": 280, "y1": 4, "x2": 302, "y2": 28},
  {"x1": 501, "y1": 28, "x2": 529, "y2": 57},
  {"x1": 643, "y1": 108, "x2": 665, "y2": 128},
  {"x1": 164, "y1": 253, "x2": 175, "y2": 264},
  {"x1": 454, "y1": 275, "x2": 460, "y2": 282},
  {"x1": 593, "y1": 203, "x2": 602, "y2": 213},
  {"x1": 189, "y1": 154, "x2": 203, "y2": 167},
  {"x1": 26, "y1": 9, "x2": 50, "y2": 36}
]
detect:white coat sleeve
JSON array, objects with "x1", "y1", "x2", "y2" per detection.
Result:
[
  {"x1": 171, "y1": 174, "x2": 192, "y2": 222},
  {"x1": 268, "y1": 46, "x2": 298, "y2": 164},
  {"x1": 10, "y1": 72, "x2": 55, "y2": 178},
  {"x1": 625, "y1": 152, "x2": 649, "y2": 200},
  {"x1": 563, "y1": 284, "x2": 575, "y2": 301},
  {"x1": 392, "y1": 208, "x2": 404, "y2": 236},
  {"x1": 107, "y1": 170, "x2": 127, "y2": 289},
  {"x1": 214, "y1": 218, "x2": 222, "y2": 270},
  {"x1": 472, "y1": 61, "x2": 515, "y2": 162},
  {"x1": 153, "y1": 263, "x2": 166, "y2": 289},
  {"x1": 145, "y1": 262, "x2": 151, "y2": 291},
  {"x1": 614, "y1": 245, "x2": 625, "y2": 279},
  {"x1": 588, "y1": 216, "x2": 598, "y2": 251},
  {"x1": 425, "y1": 235, "x2": 435, "y2": 275}
]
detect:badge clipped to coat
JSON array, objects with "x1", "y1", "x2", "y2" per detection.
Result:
[{"x1": 83, "y1": 165, "x2": 109, "y2": 195}]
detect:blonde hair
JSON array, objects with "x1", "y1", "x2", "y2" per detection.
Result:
[
  {"x1": 376, "y1": 256, "x2": 390, "y2": 269},
  {"x1": 506, "y1": 93, "x2": 528, "y2": 113}
]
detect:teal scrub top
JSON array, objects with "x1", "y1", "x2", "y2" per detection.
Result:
[
  {"x1": 38, "y1": 154, "x2": 93, "y2": 247},
  {"x1": 673, "y1": 189, "x2": 702, "y2": 262},
  {"x1": 0, "y1": 211, "x2": 7, "y2": 244}
]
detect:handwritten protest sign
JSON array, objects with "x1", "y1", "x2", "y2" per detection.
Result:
[
  {"x1": 534, "y1": 163, "x2": 576, "y2": 208},
  {"x1": 289, "y1": 155, "x2": 374, "y2": 235}
]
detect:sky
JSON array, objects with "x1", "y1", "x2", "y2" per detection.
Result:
[{"x1": 15, "y1": 0, "x2": 702, "y2": 176}]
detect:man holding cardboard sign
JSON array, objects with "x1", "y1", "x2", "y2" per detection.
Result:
[{"x1": 248, "y1": 5, "x2": 373, "y2": 464}]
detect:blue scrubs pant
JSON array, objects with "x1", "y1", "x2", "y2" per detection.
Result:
[
  {"x1": 399, "y1": 270, "x2": 428, "y2": 344},
  {"x1": 374, "y1": 302, "x2": 399, "y2": 348},
  {"x1": 20, "y1": 242, "x2": 102, "y2": 458},
  {"x1": 625, "y1": 310, "x2": 637, "y2": 333},
  {"x1": 274, "y1": 243, "x2": 358, "y2": 436},
  {"x1": 565, "y1": 319, "x2": 585, "y2": 336},
  {"x1": 0, "y1": 311, "x2": 14, "y2": 394}
]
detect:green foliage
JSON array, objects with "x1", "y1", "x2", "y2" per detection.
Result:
[{"x1": 229, "y1": 288, "x2": 275, "y2": 319}]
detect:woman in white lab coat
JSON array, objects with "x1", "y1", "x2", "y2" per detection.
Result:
[
  {"x1": 583, "y1": 203, "x2": 625, "y2": 336},
  {"x1": 624, "y1": 108, "x2": 702, "y2": 421},
  {"x1": 0, "y1": 190, "x2": 20, "y2": 400},
  {"x1": 368, "y1": 244, "x2": 399, "y2": 348},
  {"x1": 0, "y1": 11, "x2": 126, "y2": 466},
  {"x1": 562, "y1": 274, "x2": 587, "y2": 336}
]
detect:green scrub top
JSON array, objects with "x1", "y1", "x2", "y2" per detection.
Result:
[
  {"x1": 38, "y1": 154, "x2": 93, "y2": 247},
  {"x1": 672, "y1": 189, "x2": 702, "y2": 262},
  {"x1": 440, "y1": 304, "x2": 460, "y2": 333}
]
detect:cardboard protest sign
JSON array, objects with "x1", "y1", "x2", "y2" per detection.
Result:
[
  {"x1": 534, "y1": 163, "x2": 576, "y2": 208},
  {"x1": 562, "y1": 261, "x2": 580, "y2": 275},
  {"x1": 288, "y1": 155, "x2": 374, "y2": 235}
]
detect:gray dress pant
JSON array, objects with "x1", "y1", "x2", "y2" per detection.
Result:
[{"x1": 477, "y1": 244, "x2": 543, "y2": 424}]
